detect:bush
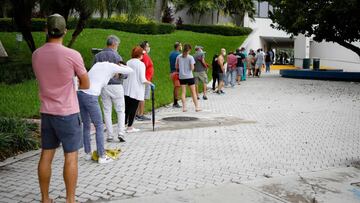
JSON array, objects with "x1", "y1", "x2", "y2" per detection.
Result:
[
  {"x1": 177, "y1": 24, "x2": 252, "y2": 36},
  {"x1": 112, "y1": 14, "x2": 155, "y2": 24},
  {"x1": 0, "y1": 61, "x2": 35, "y2": 84},
  {"x1": 86, "y1": 19, "x2": 175, "y2": 34},
  {"x1": 0, "y1": 18, "x2": 15, "y2": 31},
  {"x1": 0, "y1": 117, "x2": 39, "y2": 161},
  {"x1": 0, "y1": 18, "x2": 176, "y2": 35}
]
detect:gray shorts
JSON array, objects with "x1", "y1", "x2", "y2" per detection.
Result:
[
  {"x1": 218, "y1": 73, "x2": 225, "y2": 81},
  {"x1": 144, "y1": 84, "x2": 151, "y2": 100},
  {"x1": 40, "y1": 113, "x2": 82, "y2": 153},
  {"x1": 236, "y1": 66, "x2": 243, "y2": 76}
]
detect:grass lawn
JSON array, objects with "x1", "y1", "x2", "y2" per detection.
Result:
[{"x1": 0, "y1": 29, "x2": 247, "y2": 118}]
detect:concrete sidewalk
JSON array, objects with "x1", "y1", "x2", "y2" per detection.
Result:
[
  {"x1": 1, "y1": 71, "x2": 360, "y2": 202},
  {"x1": 103, "y1": 167, "x2": 360, "y2": 203}
]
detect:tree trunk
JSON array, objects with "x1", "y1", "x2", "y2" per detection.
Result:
[
  {"x1": 233, "y1": 14, "x2": 244, "y2": 27},
  {"x1": 211, "y1": 10, "x2": 214, "y2": 24},
  {"x1": 217, "y1": 10, "x2": 220, "y2": 23},
  {"x1": 67, "y1": 12, "x2": 90, "y2": 48},
  {"x1": 11, "y1": 0, "x2": 36, "y2": 52},
  {"x1": 335, "y1": 40, "x2": 360, "y2": 58}
]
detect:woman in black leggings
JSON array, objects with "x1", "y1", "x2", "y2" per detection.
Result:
[
  {"x1": 212, "y1": 54, "x2": 220, "y2": 91},
  {"x1": 123, "y1": 46, "x2": 153, "y2": 133}
]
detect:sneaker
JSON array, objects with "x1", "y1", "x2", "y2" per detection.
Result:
[
  {"x1": 220, "y1": 90, "x2": 225, "y2": 94},
  {"x1": 173, "y1": 103, "x2": 182, "y2": 108},
  {"x1": 135, "y1": 115, "x2": 142, "y2": 121},
  {"x1": 106, "y1": 136, "x2": 114, "y2": 142},
  {"x1": 126, "y1": 127, "x2": 140, "y2": 133},
  {"x1": 118, "y1": 132, "x2": 126, "y2": 142},
  {"x1": 85, "y1": 153, "x2": 92, "y2": 161},
  {"x1": 98, "y1": 155, "x2": 113, "y2": 164},
  {"x1": 203, "y1": 95, "x2": 208, "y2": 100}
]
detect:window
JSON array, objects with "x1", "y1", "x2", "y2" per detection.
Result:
[{"x1": 253, "y1": 0, "x2": 272, "y2": 18}]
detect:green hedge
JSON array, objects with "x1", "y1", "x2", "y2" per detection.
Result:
[
  {"x1": 177, "y1": 24, "x2": 252, "y2": 36},
  {"x1": 0, "y1": 18, "x2": 251, "y2": 36},
  {"x1": 0, "y1": 18, "x2": 176, "y2": 34},
  {"x1": 0, "y1": 61, "x2": 34, "y2": 84}
]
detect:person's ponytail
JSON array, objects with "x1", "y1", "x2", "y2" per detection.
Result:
[{"x1": 182, "y1": 44, "x2": 191, "y2": 58}]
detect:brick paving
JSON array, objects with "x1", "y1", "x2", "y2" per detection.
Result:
[{"x1": 1, "y1": 71, "x2": 360, "y2": 202}]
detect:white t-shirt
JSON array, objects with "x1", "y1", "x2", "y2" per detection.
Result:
[
  {"x1": 81, "y1": 62, "x2": 133, "y2": 96},
  {"x1": 123, "y1": 58, "x2": 147, "y2": 101}
]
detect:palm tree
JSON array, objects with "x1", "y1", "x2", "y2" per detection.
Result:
[
  {"x1": 173, "y1": 0, "x2": 214, "y2": 24},
  {"x1": 40, "y1": 0, "x2": 97, "y2": 48},
  {"x1": 97, "y1": 0, "x2": 106, "y2": 19},
  {"x1": 213, "y1": 0, "x2": 226, "y2": 24},
  {"x1": 224, "y1": 0, "x2": 255, "y2": 26}
]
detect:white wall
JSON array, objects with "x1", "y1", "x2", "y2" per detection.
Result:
[
  {"x1": 241, "y1": 14, "x2": 290, "y2": 51},
  {"x1": 293, "y1": 34, "x2": 360, "y2": 72},
  {"x1": 309, "y1": 41, "x2": 360, "y2": 72}
]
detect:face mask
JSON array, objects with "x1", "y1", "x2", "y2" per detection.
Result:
[{"x1": 146, "y1": 47, "x2": 151, "y2": 53}]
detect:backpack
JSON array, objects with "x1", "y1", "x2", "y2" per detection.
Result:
[{"x1": 212, "y1": 54, "x2": 219, "y2": 67}]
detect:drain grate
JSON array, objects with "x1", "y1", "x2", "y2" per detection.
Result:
[{"x1": 162, "y1": 116, "x2": 199, "y2": 122}]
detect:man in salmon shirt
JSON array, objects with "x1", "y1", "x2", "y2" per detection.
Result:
[
  {"x1": 32, "y1": 14, "x2": 89, "y2": 203},
  {"x1": 136, "y1": 41, "x2": 154, "y2": 121}
]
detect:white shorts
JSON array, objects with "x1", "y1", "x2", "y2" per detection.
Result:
[{"x1": 144, "y1": 84, "x2": 151, "y2": 100}]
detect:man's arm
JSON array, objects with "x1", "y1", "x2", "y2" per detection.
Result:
[
  {"x1": 78, "y1": 73, "x2": 90, "y2": 89},
  {"x1": 218, "y1": 56, "x2": 224, "y2": 72},
  {"x1": 175, "y1": 57, "x2": 179, "y2": 72},
  {"x1": 200, "y1": 57, "x2": 208, "y2": 69}
]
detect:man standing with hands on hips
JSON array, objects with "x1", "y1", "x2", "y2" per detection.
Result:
[{"x1": 32, "y1": 14, "x2": 89, "y2": 203}]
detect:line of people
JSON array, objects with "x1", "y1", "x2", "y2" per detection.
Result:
[
  {"x1": 32, "y1": 13, "x2": 277, "y2": 203},
  {"x1": 33, "y1": 14, "x2": 158, "y2": 203}
]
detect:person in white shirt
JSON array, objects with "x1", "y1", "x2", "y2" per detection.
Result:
[
  {"x1": 78, "y1": 62, "x2": 133, "y2": 164},
  {"x1": 123, "y1": 46, "x2": 154, "y2": 133}
]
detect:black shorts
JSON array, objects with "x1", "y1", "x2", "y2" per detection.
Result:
[
  {"x1": 41, "y1": 113, "x2": 83, "y2": 153},
  {"x1": 179, "y1": 78, "x2": 195, "y2": 86}
]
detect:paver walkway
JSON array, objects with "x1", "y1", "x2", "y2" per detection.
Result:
[{"x1": 1, "y1": 71, "x2": 360, "y2": 203}]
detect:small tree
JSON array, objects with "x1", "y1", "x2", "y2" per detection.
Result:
[
  {"x1": 162, "y1": 6, "x2": 174, "y2": 23},
  {"x1": 268, "y1": 0, "x2": 360, "y2": 58}
]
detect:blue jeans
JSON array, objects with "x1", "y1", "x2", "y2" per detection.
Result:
[
  {"x1": 266, "y1": 62, "x2": 271, "y2": 72},
  {"x1": 225, "y1": 69, "x2": 237, "y2": 87},
  {"x1": 77, "y1": 91, "x2": 105, "y2": 157}
]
